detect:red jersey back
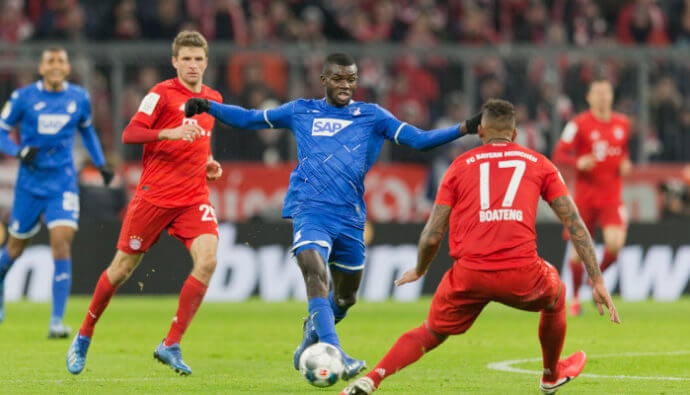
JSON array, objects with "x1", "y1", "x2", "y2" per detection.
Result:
[
  {"x1": 558, "y1": 110, "x2": 629, "y2": 207},
  {"x1": 435, "y1": 142, "x2": 569, "y2": 270},
  {"x1": 128, "y1": 78, "x2": 222, "y2": 208}
]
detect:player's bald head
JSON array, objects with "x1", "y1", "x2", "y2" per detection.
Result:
[
  {"x1": 479, "y1": 99, "x2": 516, "y2": 141},
  {"x1": 322, "y1": 53, "x2": 357, "y2": 75}
]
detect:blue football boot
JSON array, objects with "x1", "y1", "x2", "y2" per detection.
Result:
[
  {"x1": 293, "y1": 315, "x2": 318, "y2": 370},
  {"x1": 154, "y1": 340, "x2": 192, "y2": 376},
  {"x1": 66, "y1": 333, "x2": 91, "y2": 374},
  {"x1": 340, "y1": 348, "x2": 367, "y2": 380}
]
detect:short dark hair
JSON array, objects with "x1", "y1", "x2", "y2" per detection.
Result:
[
  {"x1": 588, "y1": 76, "x2": 612, "y2": 92},
  {"x1": 481, "y1": 99, "x2": 516, "y2": 132},
  {"x1": 322, "y1": 53, "x2": 356, "y2": 74},
  {"x1": 41, "y1": 46, "x2": 67, "y2": 60}
]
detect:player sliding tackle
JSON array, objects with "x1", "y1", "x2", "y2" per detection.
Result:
[
  {"x1": 0, "y1": 47, "x2": 111, "y2": 338},
  {"x1": 67, "y1": 31, "x2": 223, "y2": 376},
  {"x1": 185, "y1": 53, "x2": 482, "y2": 380},
  {"x1": 341, "y1": 99, "x2": 620, "y2": 395}
]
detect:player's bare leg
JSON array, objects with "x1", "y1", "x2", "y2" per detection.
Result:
[
  {"x1": 567, "y1": 246, "x2": 584, "y2": 316},
  {"x1": 67, "y1": 250, "x2": 143, "y2": 374},
  {"x1": 342, "y1": 321, "x2": 447, "y2": 394},
  {"x1": 295, "y1": 249, "x2": 366, "y2": 378},
  {"x1": 601, "y1": 225, "x2": 626, "y2": 272},
  {"x1": 0, "y1": 235, "x2": 30, "y2": 323},
  {"x1": 329, "y1": 267, "x2": 363, "y2": 324},
  {"x1": 47, "y1": 226, "x2": 75, "y2": 338},
  {"x1": 155, "y1": 234, "x2": 217, "y2": 376}
]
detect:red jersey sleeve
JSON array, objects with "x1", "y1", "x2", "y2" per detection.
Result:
[
  {"x1": 434, "y1": 161, "x2": 460, "y2": 206},
  {"x1": 130, "y1": 85, "x2": 167, "y2": 128},
  {"x1": 540, "y1": 157, "x2": 570, "y2": 203},
  {"x1": 552, "y1": 119, "x2": 579, "y2": 167}
]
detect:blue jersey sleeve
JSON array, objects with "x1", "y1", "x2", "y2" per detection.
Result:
[
  {"x1": 77, "y1": 93, "x2": 106, "y2": 167},
  {"x1": 0, "y1": 90, "x2": 23, "y2": 157},
  {"x1": 375, "y1": 105, "x2": 461, "y2": 150},
  {"x1": 208, "y1": 100, "x2": 294, "y2": 130}
]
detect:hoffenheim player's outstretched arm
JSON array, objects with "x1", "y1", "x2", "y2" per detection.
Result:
[
  {"x1": 185, "y1": 98, "x2": 293, "y2": 130},
  {"x1": 376, "y1": 106, "x2": 482, "y2": 150}
]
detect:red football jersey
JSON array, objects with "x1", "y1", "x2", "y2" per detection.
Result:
[
  {"x1": 435, "y1": 142, "x2": 569, "y2": 270},
  {"x1": 128, "y1": 78, "x2": 222, "y2": 208},
  {"x1": 555, "y1": 110, "x2": 629, "y2": 207}
]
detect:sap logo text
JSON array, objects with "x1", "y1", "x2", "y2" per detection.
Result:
[
  {"x1": 38, "y1": 114, "x2": 70, "y2": 135},
  {"x1": 311, "y1": 118, "x2": 353, "y2": 137}
]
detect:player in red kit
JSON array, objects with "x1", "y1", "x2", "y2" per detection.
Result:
[
  {"x1": 342, "y1": 100, "x2": 620, "y2": 395},
  {"x1": 552, "y1": 78, "x2": 631, "y2": 316},
  {"x1": 66, "y1": 31, "x2": 223, "y2": 376}
]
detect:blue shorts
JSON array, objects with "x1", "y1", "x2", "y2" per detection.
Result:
[
  {"x1": 8, "y1": 188, "x2": 80, "y2": 239},
  {"x1": 291, "y1": 213, "x2": 365, "y2": 273}
]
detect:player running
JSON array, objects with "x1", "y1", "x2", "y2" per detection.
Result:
[
  {"x1": 0, "y1": 47, "x2": 111, "y2": 338},
  {"x1": 66, "y1": 31, "x2": 222, "y2": 376},
  {"x1": 184, "y1": 53, "x2": 481, "y2": 379},
  {"x1": 552, "y1": 78, "x2": 631, "y2": 316},
  {"x1": 341, "y1": 99, "x2": 620, "y2": 395}
]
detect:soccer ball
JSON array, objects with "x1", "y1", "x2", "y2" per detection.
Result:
[{"x1": 298, "y1": 342, "x2": 344, "y2": 387}]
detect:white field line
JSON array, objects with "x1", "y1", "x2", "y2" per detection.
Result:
[{"x1": 487, "y1": 350, "x2": 690, "y2": 381}]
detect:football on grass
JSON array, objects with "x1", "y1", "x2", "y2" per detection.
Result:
[{"x1": 298, "y1": 342, "x2": 344, "y2": 387}]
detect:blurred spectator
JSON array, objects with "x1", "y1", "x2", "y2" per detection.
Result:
[
  {"x1": 35, "y1": 0, "x2": 85, "y2": 40},
  {"x1": 0, "y1": 0, "x2": 34, "y2": 43},
  {"x1": 616, "y1": 0, "x2": 669, "y2": 45},
  {"x1": 659, "y1": 176, "x2": 690, "y2": 220},
  {"x1": 668, "y1": 0, "x2": 690, "y2": 45},
  {"x1": 651, "y1": 75, "x2": 684, "y2": 161},
  {"x1": 141, "y1": 0, "x2": 183, "y2": 40}
]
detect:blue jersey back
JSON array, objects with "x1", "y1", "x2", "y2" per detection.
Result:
[
  {"x1": 263, "y1": 98, "x2": 405, "y2": 224},
  {"x1": 0, "y1": 81, "x2": 93, "y2": 195}
]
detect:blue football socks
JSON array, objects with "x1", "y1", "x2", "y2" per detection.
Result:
[
  {"x1": 308, "y1": 297, "x2": 339, "y2": 347},
  {"x1": 51, "y1": 258, "x2": 71, "y2": 324}
]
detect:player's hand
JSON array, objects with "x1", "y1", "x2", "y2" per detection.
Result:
[
  {"x1": 576, "y1": 154, "x2": 596, "y2": 171},
  {"x1": 160, "y1": 123, "x2": 203, "y2": 142},
  {"x1": 98, "y1": 166, "x2": 114, "y2": 186},
  {"x1": 185, "y1": 98, "x2": 210, "y2": 117},
  {"x1": 462, "y1": 111, "x2": 482, "y2": 135},
  {"x1": 206, "y1": 159, "x2": 222, "y2": 181},
  {"x1": 394, "y1": 268, "x2": 426, "y2": 286},
  {"x1": 591, "y1": 279, "x2": 621, "y2": 324},
  {"x1": 17, "y1": 146, "x2": 38, "y2": 163},
  {"x1": 619, "y1": 158, "x2": 632, "y2": 176}
]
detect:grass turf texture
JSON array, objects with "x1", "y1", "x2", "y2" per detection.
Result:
[{"x1": 0, "y1": 297, "x2": 689, "y2": 394}]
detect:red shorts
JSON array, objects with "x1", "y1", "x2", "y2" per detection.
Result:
[
  {"x1": 563, "y1": 203, "x2": 628, "y2": 240},
  {"x1": 427, "y1": 259, "x2": 562, "y2": 335},
  {"x1": 116, "y1": 195, "x2": 218, "y2": 254}
]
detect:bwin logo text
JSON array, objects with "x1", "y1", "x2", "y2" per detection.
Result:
[{"x1": 311, "y1": 118, "x2": 353, "y2": 137}]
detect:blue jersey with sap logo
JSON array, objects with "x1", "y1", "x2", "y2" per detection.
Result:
[
  {"x1": 209, "y1": 98, "x2": 462, "y2": 225},
  {"x1": 0, "y1": 80, "x2": 105, "y2": 197}
]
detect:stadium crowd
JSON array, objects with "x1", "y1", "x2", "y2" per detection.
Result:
[{"x1": 0, "y1": 0, "x2": 689, "y2": 164}]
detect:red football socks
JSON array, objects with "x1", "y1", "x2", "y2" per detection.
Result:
[
  {"x1": 569, "y1": 258, "x2": 583, "y2": 298},
  {"x1": 79, "y1": 270, "x2": 118, "y2": 338},
  {"x1": 600, "y1": 249, "x2": 618, "y2": 273},
  {"x1": 539, "y1": 288, "x2": 567, "y2": 382},
  {"x1": 365, "y1": 324, "x2": 443, "y2": 388},
  {"x1": 164, "y1": 275, "x2": 208, "y2": 346}
]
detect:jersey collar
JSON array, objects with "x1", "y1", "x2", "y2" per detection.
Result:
[
  {"x1": 37, "y1": 80, "x2": 68, "y2": 92},
  {"x1": 173, "y1": 77, "x2": 206, "y2": 96},
  {"x1": 320, "y1": 97, "x2": 355, "y2": 110}
]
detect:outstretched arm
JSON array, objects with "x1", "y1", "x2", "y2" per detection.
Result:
[
  {"x1": 549, "y1": 195, "x2": 621, "y2": 323},
  {"x1": 380, "y1": 109, "x2": 481, "y2": 151},
  {"x1": 395, "y1": 204, "x2": 451, "y2": 286},
  {"x1": 186, "y1": 98, "x2": 293, "y2": 130},
  {"x1": 78, "y1": 123, "x2": 106, "y2": 168}
]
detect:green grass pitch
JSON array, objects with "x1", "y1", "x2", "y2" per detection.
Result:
[{"x1": 0, "y1": 297, "x2": 689, "y2": 394}]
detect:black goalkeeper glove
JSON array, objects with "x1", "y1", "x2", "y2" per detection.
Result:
[
  {"x1": 185, "y1": 98, "x2": 210, "y2": 118},
  {"x1": 98, "y1": 166, "x2": 114, "y2": 186},
  {"x1": 17, "y1": 146, "x2": 38, "y2": 163},
  {"x1": 464, "y1": 112, "x2": 483, "y2": 135}
]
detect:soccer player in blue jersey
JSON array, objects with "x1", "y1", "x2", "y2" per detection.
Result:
[
  {"x1": 0, "y1": 47, "x2": 112, "y2": 338},
  {"x1": 185, "y1": 53, "x2": 481, "y2": 379}
]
